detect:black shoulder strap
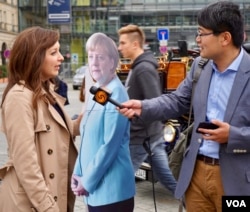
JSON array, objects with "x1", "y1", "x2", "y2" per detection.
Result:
[
  {"x1": 185, "y1": 57, "x2": 209, "y2": 146},
  {"x1": 193, "y1": 57, "x2": 209, "y2": 83}
]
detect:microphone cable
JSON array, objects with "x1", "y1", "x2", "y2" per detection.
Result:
[{"x1": 134, "y1": 116, "x2": 158, "y2": 212}]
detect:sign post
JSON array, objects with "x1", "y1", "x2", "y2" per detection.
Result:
[{"x1": 157, "y1": 28, "x2": 169, "y2": 55}]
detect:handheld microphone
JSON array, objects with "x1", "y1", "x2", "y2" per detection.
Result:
[{"x1": 89, "y1": 86, "x2": 124, "y2": 109}]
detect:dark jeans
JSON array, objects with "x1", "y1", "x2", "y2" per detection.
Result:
[{"x1": 88, "y1": 197, "x2": 134, "y2": 212}]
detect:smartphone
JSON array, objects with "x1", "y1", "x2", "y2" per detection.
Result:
[{"x1": 196, "y1": 122, "x2": 219, "y2": 133}]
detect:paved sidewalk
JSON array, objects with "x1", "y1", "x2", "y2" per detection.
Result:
[{"x1": 73, "y1": 180, "x2": 182, "y2": 212}]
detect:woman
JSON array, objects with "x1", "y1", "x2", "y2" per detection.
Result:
[
  {"x1": 71, "y1": 32, "x2": 135, "y2": 212},
  {"x1": 0, "y1": 27, "x2": 81, "y2": 211}
]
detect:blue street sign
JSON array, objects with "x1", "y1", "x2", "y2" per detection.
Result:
[
  {"x1": 157, "y1": 28, "x2": 169, "y2": 40},
  {"x1": 47, "y1": 0, "x2": 71, "y2": 24}
]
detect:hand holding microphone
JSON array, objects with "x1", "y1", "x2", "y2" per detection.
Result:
[{"x1": 89, "y1": 86, "x2": 141, "y2": 119}]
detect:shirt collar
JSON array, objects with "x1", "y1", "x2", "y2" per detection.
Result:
[{"x1": 211, "y1": 47, "x2": 244, "y2": 73}]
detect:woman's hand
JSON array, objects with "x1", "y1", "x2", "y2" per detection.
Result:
[{"x1": 71, "y1": 175, "x2": 89, "y2": 196}]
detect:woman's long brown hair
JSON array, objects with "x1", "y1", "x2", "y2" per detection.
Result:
[{"x1": 1, "y1": 26, "x2": 60, "y2": 109}]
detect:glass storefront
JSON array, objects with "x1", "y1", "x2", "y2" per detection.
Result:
[{"x1": 18, "y1": 0, "x2": 250, "y2": 66}]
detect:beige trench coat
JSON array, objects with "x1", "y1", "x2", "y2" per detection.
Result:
[{"x1": 0, "y1": 82, "x2": 79, "y2": 212}]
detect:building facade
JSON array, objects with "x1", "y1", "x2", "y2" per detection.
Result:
[
  {"x1": 16, "y1": 0, "x2": 250, "y2": 70},
  {"x1": 0, "y1": 0, "x2": 18, "y2": 68}
]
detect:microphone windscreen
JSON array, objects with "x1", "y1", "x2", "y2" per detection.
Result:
[{"x1": 89, "y1": 86, "x2": 98, "y2": 94}]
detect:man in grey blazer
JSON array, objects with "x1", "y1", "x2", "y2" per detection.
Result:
[{"x1": 118, "y1": 1, "x2": 250, "y2": 211}]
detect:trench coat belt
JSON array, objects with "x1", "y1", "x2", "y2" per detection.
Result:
[{"x1": 197, "y1": 154, "x2": 220, "y2": 165}]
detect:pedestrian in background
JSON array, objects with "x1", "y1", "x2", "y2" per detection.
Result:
[
  {"x1": 118, "y1": 1, "x2": 250, "y2": 211},
  {"x1": 71, "y1": 32, "x2": 135, "y2": 212},
  {"x1": 118, "y1": 24, "x2": 177, "y2": 195},
  {"x1": 53, "y1": 75, "x2": 70, "y2": 105},
  {"x1": 0, "y1": 26, "x2": 81, "y2": 211}
]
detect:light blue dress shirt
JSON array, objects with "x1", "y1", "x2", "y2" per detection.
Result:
[{"x1": 199, "y1": 48, "x2": 244, "y2": 159}]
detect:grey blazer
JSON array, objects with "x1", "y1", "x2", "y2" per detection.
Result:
[{"x1": 141, "y1": 50, "x2": 250, "y2": 198}]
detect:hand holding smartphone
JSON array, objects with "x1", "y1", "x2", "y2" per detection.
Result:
[{"x1": 196, "y1": 122, "x2": 219, "y2": 133}]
